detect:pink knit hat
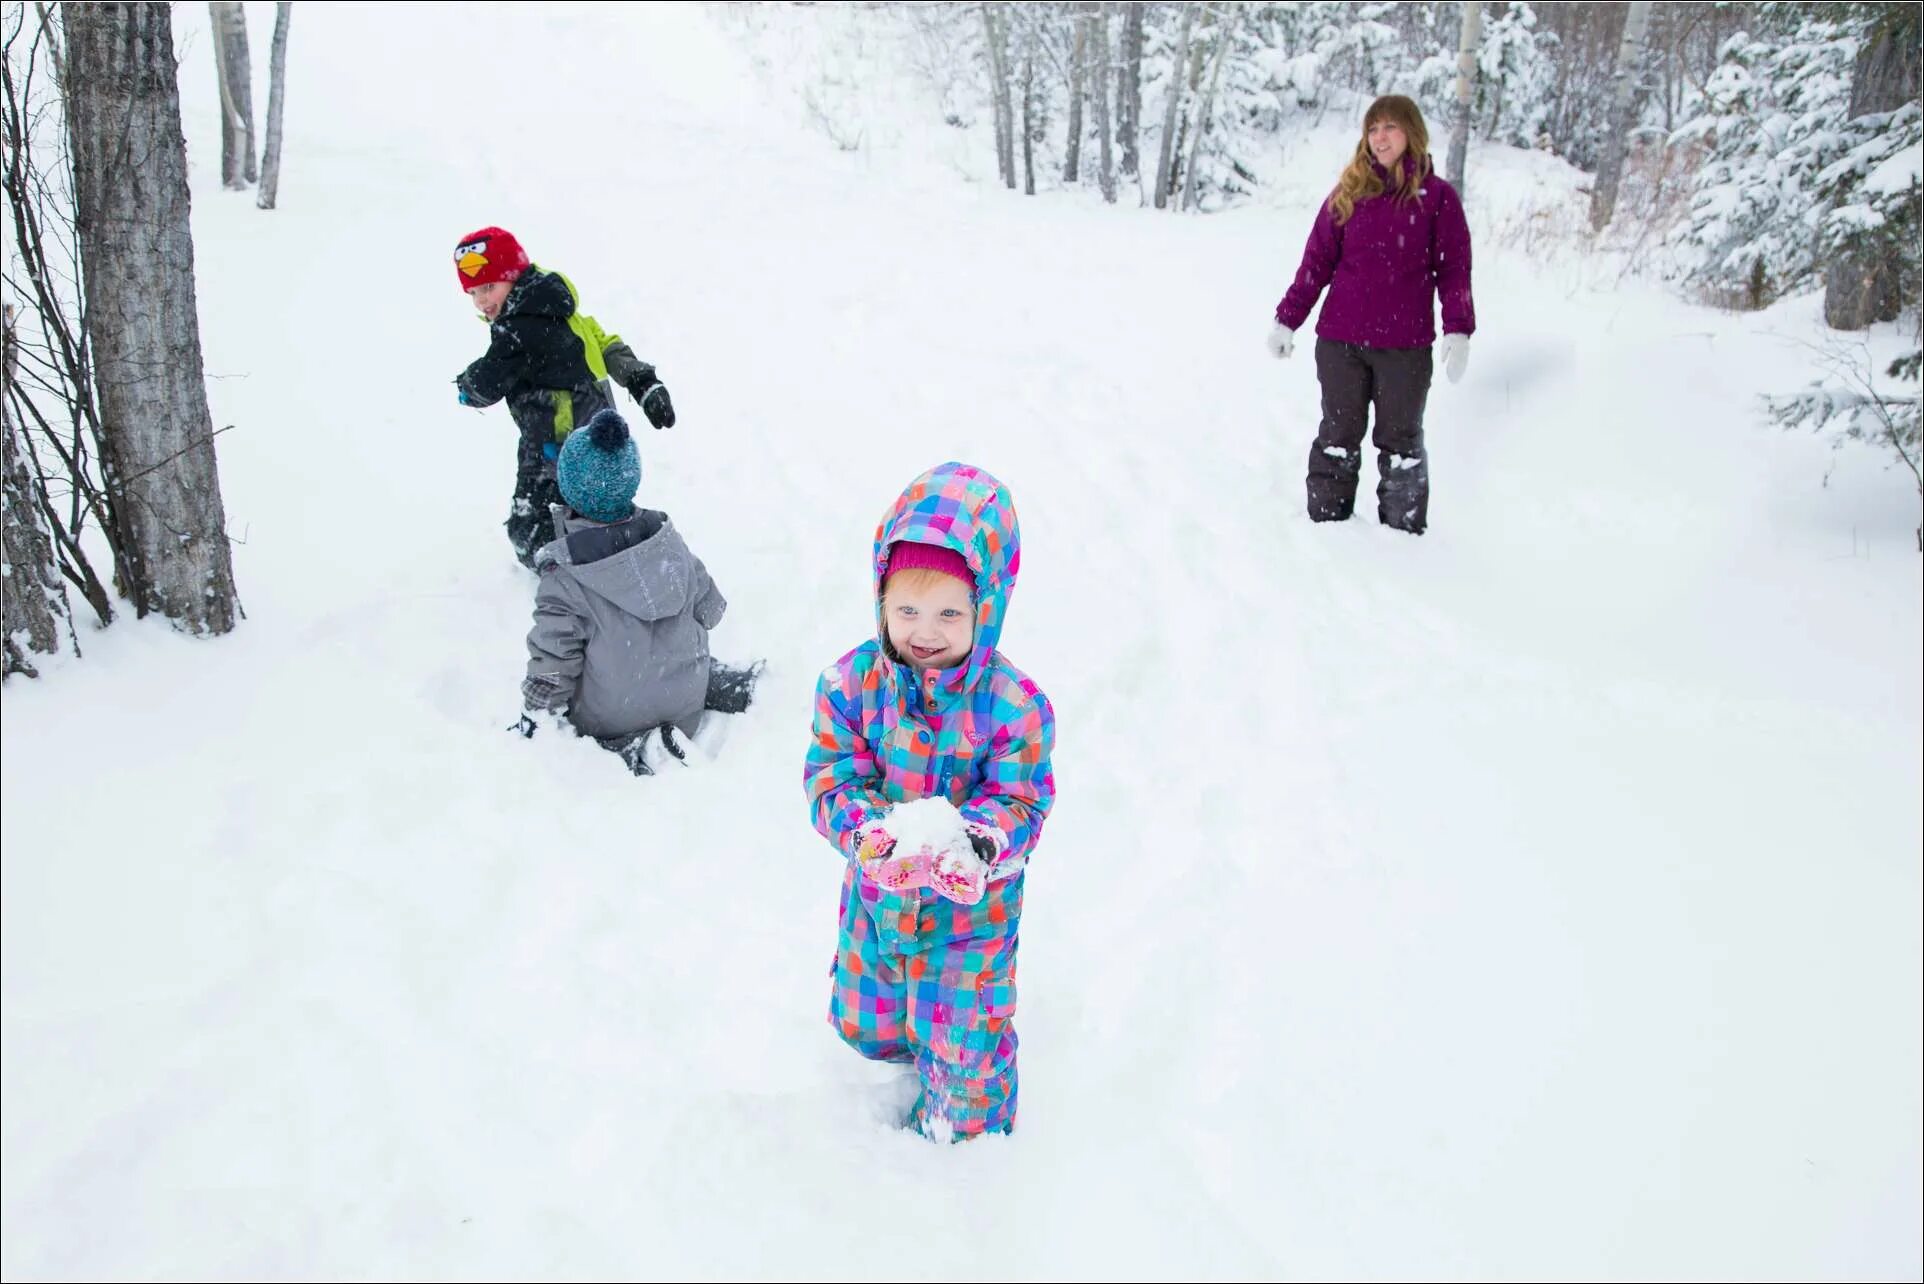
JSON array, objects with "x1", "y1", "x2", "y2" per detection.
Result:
[{"x1": 885, "y1": 540, "x2": 972, "y2": 590}]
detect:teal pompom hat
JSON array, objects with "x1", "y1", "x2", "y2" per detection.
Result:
[{"x1": 557, "y1": 409, "x2": 641, "y2": 523}]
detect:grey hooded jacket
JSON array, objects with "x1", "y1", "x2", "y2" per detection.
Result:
[{"x1": 523, "y1": 506, "x2": 726, "y2": 740}]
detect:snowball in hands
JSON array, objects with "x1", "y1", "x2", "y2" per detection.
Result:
[
  {"x1": 1266, "y1": 323, "x2": 1295, "y2": 360},
  {"x1": 874, "y1": 797, "x2": 989, "y2": 906}
]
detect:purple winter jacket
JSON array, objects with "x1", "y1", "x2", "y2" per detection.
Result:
[{"x1": 1274, "y1": 157, "x2": 1475, "y2": 350}]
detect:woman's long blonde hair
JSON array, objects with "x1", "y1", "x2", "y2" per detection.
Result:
[{"x1": 1328, "y1": 95, "x2": 1432, "y2": 226}]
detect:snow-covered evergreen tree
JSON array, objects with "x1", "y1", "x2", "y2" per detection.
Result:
[
  {"x1": 1818, "y1": 2, "x2": 1921, "y2": 330},
  {"x1": 1476, "y1": 1, "x2": 1556, "y2": 149},
  {"x1": 1765, "y1": 3, "x2": 1921, "y2": 548},
  {"x1": 1814, "y1": 100, "x2": 1921, "y2": 323},
  {"x1": 1767, "y1": 340, "x2": 1921, "y2": 551},
  {"x1": 1665, "y1": 9, "x2": 1859, "y2": 305}
]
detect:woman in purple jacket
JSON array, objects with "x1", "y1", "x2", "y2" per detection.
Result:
[{"x1": 1268, "y1": 95, "x2": 1475, "y2": 535}]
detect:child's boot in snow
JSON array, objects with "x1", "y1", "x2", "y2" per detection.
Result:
[
  {"x1": 705, "y1": 660, "x2": 765, "y2": 715},
  {"x1": 608, "y1": 724, "x2": 689, "y2": 777}
]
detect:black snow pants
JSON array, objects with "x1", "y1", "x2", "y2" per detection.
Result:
[
  {"x1": 1307, "y1": 339, "x2": 1433, "y2": 534},
  {"x1": 507, "y1": 457, "x2": 564, "y2": 569}
]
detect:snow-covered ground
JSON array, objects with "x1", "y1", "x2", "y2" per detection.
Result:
[{"x1": 3, "y1": 4, "x2": 1919, "y2": 1279}]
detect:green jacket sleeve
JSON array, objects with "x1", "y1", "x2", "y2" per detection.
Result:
[
  {"x1": 600, "y1": 337, "x2": 658, "y2": 394},
  {"x1": 573, "y1": 309, "x2": 655, "y2": 393}
]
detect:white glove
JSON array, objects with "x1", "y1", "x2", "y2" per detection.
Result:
[
  {"x1": 1266, "y1": 323, "x2": 1295, "y2": 360},
  {"x1": 1438, "y1": 333, "x2": 1469, "y2": 384}
]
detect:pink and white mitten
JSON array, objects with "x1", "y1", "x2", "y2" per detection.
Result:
[
  {"x1": 928, "y1": 846, "x2": 988, "y2": 906},
  {"x1": 928, "y1": 826, "x2": 1007, "y2": 906},
  {"x1": 857, "y1": 826, "x2": 931, "y2": 893}
]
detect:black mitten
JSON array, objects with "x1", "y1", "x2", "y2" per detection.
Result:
[
  {"x1": 626, "y1": 368, "x2": 675, "y2": 429},
  {"x1": 639, "y1": 382, "x2": 675, "y2": 429}
]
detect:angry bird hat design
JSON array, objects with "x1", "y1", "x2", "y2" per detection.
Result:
[{"x1": 454, "y1": 226, "x2": 529, "y2": 291}]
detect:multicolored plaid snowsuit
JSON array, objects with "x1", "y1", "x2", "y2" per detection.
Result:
[{"x1": 805, "y1": 462, "x2": 1055, "y2": 1139}]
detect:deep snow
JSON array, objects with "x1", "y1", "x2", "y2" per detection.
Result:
[{"x1": 3, "y1": 4, "x2": 1919, "y2": 1280}]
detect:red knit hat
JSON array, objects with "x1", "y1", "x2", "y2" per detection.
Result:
[
  {"x1": 886, "y1": 540, "x2": 972, "y2": 590},
  {"x1": 454, "y1": 227, "x2": 529, "y2": 291}
]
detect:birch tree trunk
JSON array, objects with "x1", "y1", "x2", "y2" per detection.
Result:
[
  {"x1": 1181, "y1": 5, "x2": 1237, "y2": 213},
  {"x1": 65, "y1": 3, "x2": 240, "y2": 635},
  {"x1": 256, "y1": 2, "x2": 291, "y2": 210},
  {"x1": 1020, "y1": 13, "x2": 1036, "y2": 196},
  {"x1": 209, "y1": 1, "x2": 256, "y2": 188},
  {"x1": 1093, "y1": 2, "x2": 1116, "y2": 203},
  {"x1": 1444, "y1": 1, "x2": 1482, "y2": 196},
  {"x1": 1119, "y1": 1, "x2": 1143, "y2": 182},
  {"x1": 1152, "y1": 2, "x2": 1194, "y2": 210},
  {"x1": 1064, "y1": 3, "x2": 1086, "y2": 183},
  {"x1": 982, "y1": 2, "x2": 1015, "y2": 189},
  {"x1": 1588, "y1": 1, "x2": 1651, "y2": 232}
]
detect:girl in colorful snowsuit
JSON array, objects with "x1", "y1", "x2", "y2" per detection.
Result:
[
  {"x1": 804, "y1": 462, "x2": 1055, "y2": 1141},
  {"x1": 1268, "y1": 95, "x2": 1476, "y2": 535}
]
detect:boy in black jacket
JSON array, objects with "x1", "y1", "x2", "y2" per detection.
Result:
[{"x1": 452, "y1": 226, "x2": 676, "y2": 567}]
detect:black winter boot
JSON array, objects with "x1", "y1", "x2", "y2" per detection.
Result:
[
  {"x1": 705, "y1": 660, "x2": 765, "y2": 715},
  {"x1": 606, "y1": 724, "x2": 690, "y2": 777}
]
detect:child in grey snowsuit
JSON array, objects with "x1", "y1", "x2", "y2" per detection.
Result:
[{"x1": 518, "y1": 409, "x2": 754, "y2": 774}]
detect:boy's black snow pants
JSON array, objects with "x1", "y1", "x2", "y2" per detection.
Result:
[
  {"x1": 507, "y1": 462, "x2": 563, "y2": 569},
  {"x1": 1307, "y1": 339, "x2": 1433, "y2": 535}
]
